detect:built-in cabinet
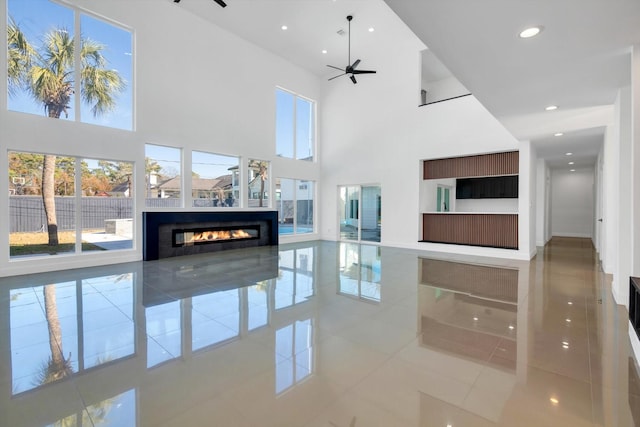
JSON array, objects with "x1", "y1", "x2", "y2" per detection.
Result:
[{"x1": 420, "y1": 151, "x2": 519, "y2": 249}]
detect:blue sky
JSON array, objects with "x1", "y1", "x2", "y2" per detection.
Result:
[{"x1": 8, "y1": 0, "x2": 133, "y2": 130}]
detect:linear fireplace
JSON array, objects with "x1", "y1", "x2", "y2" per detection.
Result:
[
  {"x1": 173, "y1": 226, "x2": 260, "y2": 247},
  {"x1": 143, "y1": 211, "x2": 278, "y2": 260}
]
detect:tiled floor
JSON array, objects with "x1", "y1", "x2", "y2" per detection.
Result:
[{"x1": 0, "y1": 238, "x2": 638, "y2": 426}]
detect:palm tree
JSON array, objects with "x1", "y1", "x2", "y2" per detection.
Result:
[
  {"x1": 8, "y1": 22, "x2": 125, "y2": 247},
  {"x1": 249, "y1": 160, "x2": 268, "y2": 207},
  {"x1": 7, "y1": 17, "x2": 34, "y2": 96}
]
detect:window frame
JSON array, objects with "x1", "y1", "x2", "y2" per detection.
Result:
[{"x1": 275, "y1": 87, "x2": 316, "y2": 162}]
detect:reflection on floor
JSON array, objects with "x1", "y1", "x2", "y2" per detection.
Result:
[{"x1": 0, "y1": 238, "x2": 637, "y2": 426}]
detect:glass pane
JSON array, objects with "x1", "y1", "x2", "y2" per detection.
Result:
[
  {"x1": 361, "y1": 186, "x2": 381, "y2": 242},
  {"x1": 7, "y1": 0, "x2": 74, "y2": 122},
  {"x1": 81, "y1": 159, "x2": 133, "y2": 252},
  {"x1": 296, "y1": 97, "x2": 314, "y2": 161},
  {"x1": 191, "y1": 151, "x2": 239, "y2": 207},
  {"x1": 85, "y1": 389, "x2": 136, "y2": 426},
  {"x1": 9, "y1": 152, "x2": 76, "y2": 258},
  {"x1": 339, "y1": 243, "x2": 360, "y2": 297},
  {"x1": 276, "y1": 89, "x2": 294, "y2": 158},
  {"x1": 339, "y1": 186, "x2": 359, "y2": 241},
  {"x1": 296, "y1": 180, "x2": 314, "y2": 234},
  {"x1": 277, "y1": 178, "x2": 295, "y2": 235},
  {"x1": 82, "y1": 274, "x2": 135, "y2": 368},
  {"x1": 146, "y1": 301, "x2": 181, "y2": 368},
  {"x1": 11, "y1": 282, "x2": 78, "y2": 394},
  {"x1": 145, "y1": 144, "x2": 182, "y2": 208},
  {"x1": 248, "y1": 159, "x2": 270, "y2": 208},
  {"x1": 80, "y1": 14, "x2": 132, "y2": 131}
]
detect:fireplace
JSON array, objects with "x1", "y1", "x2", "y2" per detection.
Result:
[
  {"x1": 173, "y1": 226, "x2": 260, "y2": 247},
  {"x1": 143, "y1": 211, "x2": 278, "y2": 260}
]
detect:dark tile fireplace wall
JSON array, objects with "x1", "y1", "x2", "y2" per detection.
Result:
[{"x1": 143, "y1": 211, "x2": 279, "y2": 261}]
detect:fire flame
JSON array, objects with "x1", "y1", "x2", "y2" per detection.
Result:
[{"x1": 188, "y1": 229, "x2": 252, "y2": 243}]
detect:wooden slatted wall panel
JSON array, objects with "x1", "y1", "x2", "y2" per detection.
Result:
[
  {"x1": 423, "y1": 151, "x2": 519, "y2": 179},
  {"x1": 422, "y1": 213, "x2": 518, "y2": 249},
  {"x1": 418, "y1": 258, "x2": 518, "y2": 303}
]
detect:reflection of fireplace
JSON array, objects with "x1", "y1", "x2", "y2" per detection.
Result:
[
  {"x1": 173, "y1": 226, "x2": 260, "y2": 247},
  {"x1": 143, "y1": 211, "x2": 278, "y2": 261}
]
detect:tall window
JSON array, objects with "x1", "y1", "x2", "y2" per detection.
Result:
[
  {"x1": 248, "y1": 159, "x2": 270, "y2": 208},
  {"x1": 8, "y1": 151, "x2": 134, "y2": 258},
  {"x1": 145, "y1": 144, "x2": 181, "y2": 208},
  {"x1": 275, "y1": 88, "x2": 315, "y2": 161},
  {"x1": 192, "y1": 151, "x2": 239, "y2": 208},
  {"x1": 7, "y1": 0, "x2": 133, "y2": 130},
  {"x1": 276, "y1": 178, "x2": 314, "y2": 235}
]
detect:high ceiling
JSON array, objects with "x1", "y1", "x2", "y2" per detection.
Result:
[{"x1": 173, "y1": 0, "x2": 640, "y2": 170}]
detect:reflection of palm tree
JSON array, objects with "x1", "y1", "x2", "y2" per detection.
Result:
[{"x1": 37, "y1": 285, "x2": 74, "y2": 385}]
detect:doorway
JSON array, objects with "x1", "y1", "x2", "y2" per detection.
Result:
[{"x1": 339, "y1": 185, "x2": 381, "y2": 242}]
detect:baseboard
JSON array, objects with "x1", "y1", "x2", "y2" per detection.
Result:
[{"x1": 551, "y1": 232, "x2": 592, "y2": 238}]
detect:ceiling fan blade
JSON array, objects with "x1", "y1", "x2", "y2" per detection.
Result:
[
  {"x1": 213, "y1": 0, "x2": 227, "y2": 7},
  {"x1": 329, "y1": 73, "x2": 347, "y2": 81},
  {"x1": 351, "y1": 70, "x2": 376, "y2": 74},
  {"x1": 350, "y1": 75, "x2": 357, "y2": 84},
  {"x1": 351, "y1": 59, "x2": 361, "y2": 70},
  {"x1": 326, "y1": 65, "x2": 345, "y2": 72}
]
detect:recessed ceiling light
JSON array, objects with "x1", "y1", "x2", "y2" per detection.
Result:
[
  {"x1": 568, "y1": 161, "x2": 575, "y2": 165},
  {"x1": 368, "y1": 27, "x2": 375, "y2": 32},
  {"x1": 549, "y1": 397, "x2": 559, "y2": 405},
  {"x1": 554, "y1": 132, "x2": 564, "y2": 137},
  {"x1": 281, "y1": 25, "x2": 288, "y2": 30},
  {"x1": 519, "y1": 26, "x2": 543, "y2": 38},
  {"x1": 570, "y1": 169, "x2": 576, "y2": 172},
  {"x1": 473, "y1": 317, "x2": 478, "y2": 321},
  {"x1": 568, "y1": 301, "x2": 573, "y2": 305},
  {"x1": 545, "y1": 105, "x2": 558, "y2": 111},
  {"x1": 508, "y1": 325, "x2": 515, "y2": 330},
  {"x1": 566, "y1": 152, "x2": 573, "y2": 156},
  {"x1": 322, "y1": 49, "x2": 327, "y2": 54}
]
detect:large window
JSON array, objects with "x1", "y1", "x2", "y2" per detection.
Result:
[
  {"x1": 145, "y1": 144, "x2": 182, "y2": 208},
  {"x1": 248, "y1": 159, "x2": 270, "y2": 208},
  {"x1": 275, "y1": 88, "x2": 315, "y2": 161},
  {"x1": 192, "y1": 151, "x2": 239, "y2": 208},
  {"x1": 7, "y1": 0, "x2": 133, "y2": 130},
  {"x1": 276, "y1": 178, "x2": 314, "y2": 235},
  {"x1": 8, "y1": 151, "x2": 134, "y2": 258}
]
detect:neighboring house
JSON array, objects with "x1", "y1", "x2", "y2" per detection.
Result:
[
  {"x1": 156, "y1": 175, "x2": 235, "y2": 206},
  {"x1": 110, "y1": 181, "x2": 131, "y2": 197}
]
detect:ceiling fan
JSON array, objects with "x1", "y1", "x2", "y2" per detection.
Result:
[
  {"x1": 174, "y1": 0, "x2": 227, "y2": 8},
  {"x1": 327, "y1": 15, "x2": 376, "y2": 84}
]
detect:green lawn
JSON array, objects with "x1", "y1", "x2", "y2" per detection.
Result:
[{"x1": 10, "y1": 231, "x2": 105, "y2": 256}]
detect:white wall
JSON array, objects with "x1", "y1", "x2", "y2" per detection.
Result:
[
  {"x1": 319, "y1": 24, "x2": 527, "y2": 259},
  {"x1": 535, "y1": 159, "x2": 551, "y2": 246},
  {"x1": 455, "y1": 199, "x2": 518, "y2": 213},
  {"x1": 550, "y1": 168, "x2": 595, "y2": 238},
  {"x1": 0, "y1": 0, "x2": 321, "y2": 276}
]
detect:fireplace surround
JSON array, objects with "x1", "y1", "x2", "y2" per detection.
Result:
[{"x1": 143, "y1": 211, "x2": 278, "y2": 260}]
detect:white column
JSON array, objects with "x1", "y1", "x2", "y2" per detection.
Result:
[{"x1": 632, "y1": 45, "x2": 640, "y2": 278}]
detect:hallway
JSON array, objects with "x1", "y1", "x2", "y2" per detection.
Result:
[{"x1": 0, "y1": 238, "x2": 637, "y2": 426}]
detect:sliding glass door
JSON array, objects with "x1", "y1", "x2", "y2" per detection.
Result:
[{"x1": 339, "y1": 185, "x2": 381, "y2": 242}]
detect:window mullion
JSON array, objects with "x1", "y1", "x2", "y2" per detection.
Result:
[
  {"x1": 292, "y1": 96, "x2": 297, "y2": 159},
  {"x1": 74, "y1": 10, "x2": 81, "y2": 123},
  {"x1": 75, "y1": 157, "x2": 82, "y2": 253}
]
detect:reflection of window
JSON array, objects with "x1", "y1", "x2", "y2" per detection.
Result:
[
  {"x1": 275, "y1": 319, "x2": 314, "y2": 394},
  {"x1": 9, "y1": 275, "x2": 136, "y2": 395},
  {"x1": 275, "y1": 88, "x2": 315, "y2": 161},
  {"x1": 146, "y1": 301, "x2": 181, "y2": 368},
  {"x1": 275, "y1": 248, "x2": 315, "y2": 309},
  {"x1": 276, "y1": 178, "x2": 314, "y2": 235},
  {"x1": 49, "y1": 388, "x2": 136, "y2": 426},
  {"x1": 7, "y1": 0, "x2": 133, "y2": 130},
  {"x1": 192, "y1": 290, "x2": 240, "y2": 351},
  {"x1": 247, "y1": 283, "x2": 269, "y2": 331},
  {"x1": 192, "y1": 151, "x2": 239, "y2": 208},
  {"x1": 339, "y1": 243, "x2": 382, "y2": 302}
]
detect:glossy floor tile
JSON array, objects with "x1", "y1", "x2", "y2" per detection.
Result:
[{"x1": 0, "y1": 238, "x2": 638, "y2": 426}]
